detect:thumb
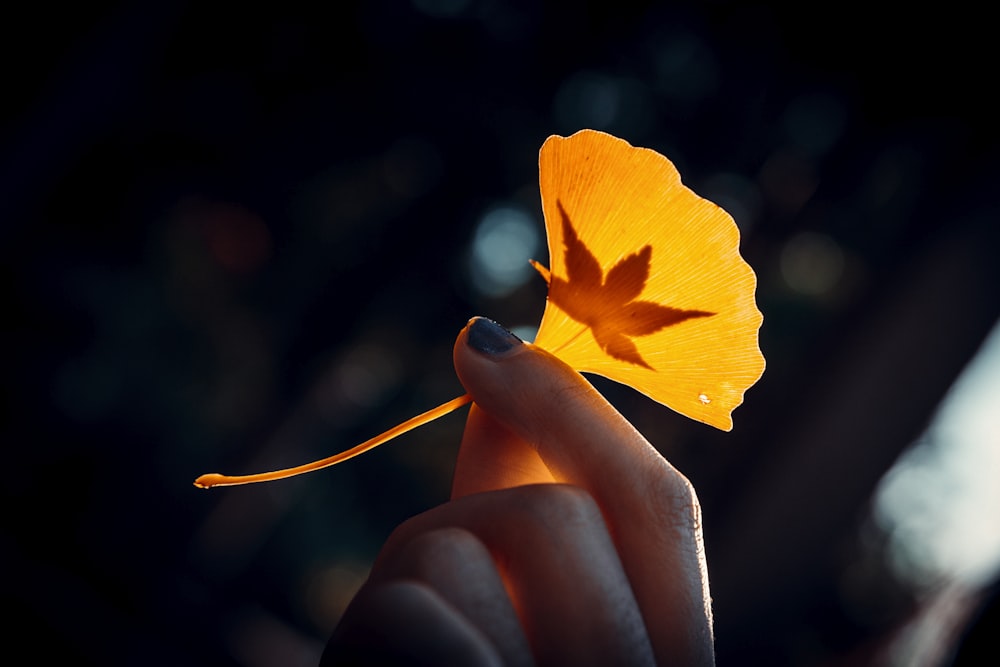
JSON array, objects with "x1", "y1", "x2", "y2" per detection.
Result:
[
  {"x1": 452, "y1": 317, "x2": 715, "y2": 666},
  {"x1": 452, "y1": 317, "x2": 672, "y2": 504}
]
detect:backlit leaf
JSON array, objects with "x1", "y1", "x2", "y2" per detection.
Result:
[{"x1": 532, "y1": 130, "x2": 764, "y2": 431}]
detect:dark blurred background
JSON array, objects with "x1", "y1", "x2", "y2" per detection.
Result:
[{"x1": 3, "y1": 1, "x2": 998, "y2": 665}]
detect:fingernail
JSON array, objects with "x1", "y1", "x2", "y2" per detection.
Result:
[{"x1": 467, "y1": 317, "x2": 522, "y2": 356}]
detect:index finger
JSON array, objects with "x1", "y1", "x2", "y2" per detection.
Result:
[{"x1": 452, "y1": 317, "x2": 715, "y2": 666}]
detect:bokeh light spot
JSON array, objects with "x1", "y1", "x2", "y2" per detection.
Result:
[
  {"x1": 510, "y1": 324, "x2": 538, "y2": 343},
  {"x1": 874, "y1": 319, "x2": 1000, "y2": 590},
  {"x1": 553, "y1": 70, "x2": 654, "y2": 136},
  {"x1": 382, "y1": 136, "x2": 443, "y2": 199},
  {"x1": 314, "y1": 343, "x2": 402, "y2": 422},
  {"x1": 780, "y1": 231, "x2": 845, "y2": 296},
  {"x1": 651, "y1": 32, "x2": 719, "y2": 108},
  {"x1": 469, "y1": 205, "x2": 540, "y2": 298},
  {"x1": 758, "y1": 150, "x2": 818, "y2": 214},
  {"x1": 180, "y1": 200, "x2": 272, "y2": 274},
  {"x1": 702, "y1": 172, "x2": 762, "y2": 231},
  {"x1": 304, "y1": 561, "x2": 370, "y2": 631},
  {"x1": 783, "y1": 92, "x2": 848, "y2": 157},
  {"x1": 554, "y1": 71, "x2": 620, "y2": 130}
]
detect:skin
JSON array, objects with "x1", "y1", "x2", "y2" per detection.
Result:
[{"x1": 322, "y1": 319, "x2": 715, "y2": 666}]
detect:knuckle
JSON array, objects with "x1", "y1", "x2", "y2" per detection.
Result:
[
  {"x1": 518, "y1": 483, "x2": 603, "y2": 531},
  {"x1": 645, "y1": 465, "x2": 703, "y2": 533},
  {"x1": 404, "y1": 527, "x2": 490, "y2": 572}
]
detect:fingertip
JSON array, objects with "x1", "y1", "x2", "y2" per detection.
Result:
[
  {"x1": 453, "y1": 317, "x2": 539, "y2": 425},
  {"x1": 453, "y1": 316, "x2": 563, "y2": 440},
  {"x1": 452, "y1": 317, "x2": 565, "y2": 493},
  {"x1": 458, "y1": 317, "x2": 524, "y2": 360},
  {"x1": 453, "y1": 316, "x2": 559, "y2": 393},
  {"x1": 454, "y1": 317, "x2": 660, "y2": 493}
]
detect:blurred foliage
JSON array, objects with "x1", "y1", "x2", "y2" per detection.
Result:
[{"x1": 2, "y1": 1, "x2": 997, "y2": 665}]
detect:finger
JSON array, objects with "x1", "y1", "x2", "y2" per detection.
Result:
[
  {"x1": 375, "y1": 484, "x2": 655, "y2": 666},
  {"x1": 323, "y1": 580, "x2": 501, "y2": 667},
  {"x1": 372, "y1": 527, "x2": 533, "y2": 667},
  {"x1": 452, "y1": 403, "x2": 555, "y2": 499},
  {"x1": 453, "y1": 317, "x2": 715, "y2": 666}
]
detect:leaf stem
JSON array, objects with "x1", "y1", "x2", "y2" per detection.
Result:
[{"x1": 194, "y1": 393, "x2": 473, "y2": 488}]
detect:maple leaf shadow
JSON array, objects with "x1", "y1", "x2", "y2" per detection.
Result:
[{"x1": 546, "y1": 200, "x2": 715, "y2": 370}]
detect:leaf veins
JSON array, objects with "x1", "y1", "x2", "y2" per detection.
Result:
[{"x1": 545, "y1": 200, "x2": 715, "y2": 369}]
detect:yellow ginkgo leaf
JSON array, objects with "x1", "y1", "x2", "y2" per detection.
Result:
[
  {"x1": 194, "y1": 130, "x2": 764, "y2": 488},
  {"x1": 531, "y1": 130, "x2": 764, "y2": 431}
]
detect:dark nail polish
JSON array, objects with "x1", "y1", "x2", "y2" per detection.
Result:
[{"x1": 467, "y1": 317, "x2": 522, "y2": 356}]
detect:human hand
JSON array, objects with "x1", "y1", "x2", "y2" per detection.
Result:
[{"x1": 321, "y1": 317, "x2": 714, "y2": 666}]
